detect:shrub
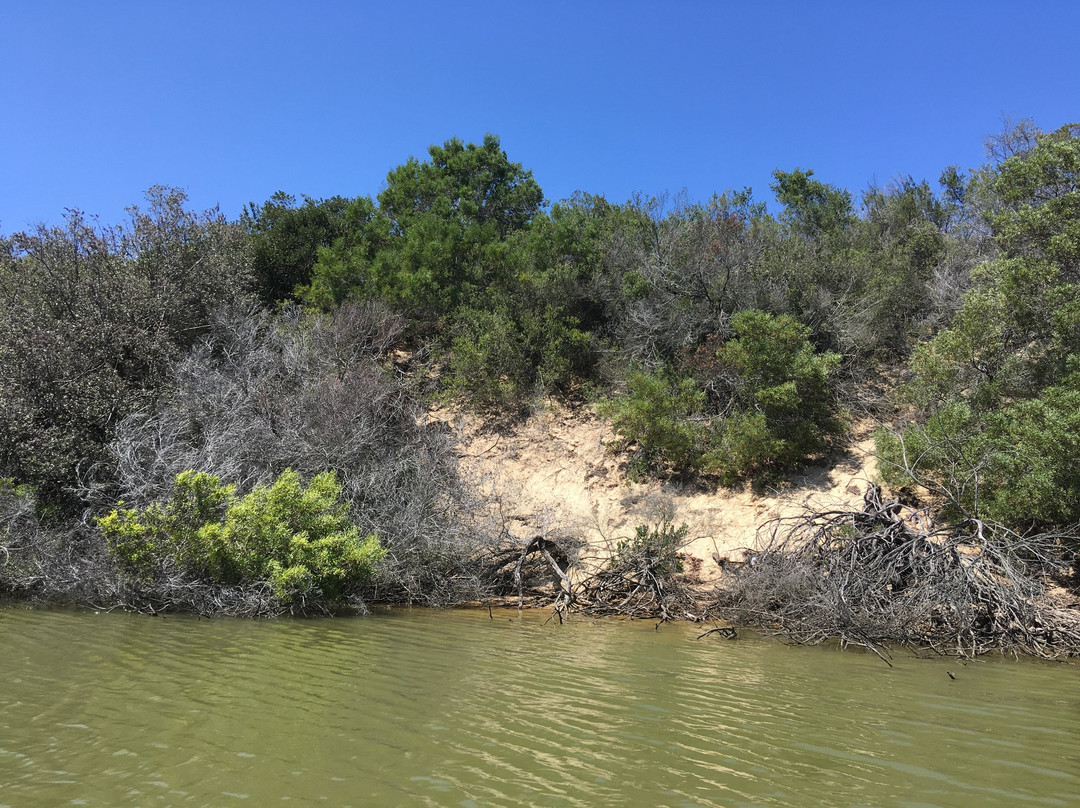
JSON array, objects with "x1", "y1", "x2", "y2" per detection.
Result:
[
  {"x1": 877, "y1": 123, "x2": 1080, "y2": 530},
  {"x1": 446, "y1": 307, "x2": 531, "y2": 407},
  {"x1": 0, "y1": 188, "x2": 253, "y2": 507},
  {"x1": 877, "y1": 375, "x2": 1080, "y2": 526},
  {"x1": 101, "y1": 305, "x2": 500, "y2": 607},
  {"x1": 97, "y1": 469, "x2": 384, "y2": 605},
  {"x1": 700, "y1": 310, "x2": 843, "y2": 482},
  {"x1": 601, "y1": 367, "x2": 707, "y2": 475},
  {"x1": 446, "y1": 304, "x2": 593, "y2": 408},
  {"x1": 613, "y1": 521, "x2": 687, "y2": 576},
  {"x1": 604, "y1": 311, "x2": 842, "y2": 482}
]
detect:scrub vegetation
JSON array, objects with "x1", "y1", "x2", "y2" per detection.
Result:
[{"x1": 1, "y1": 123, "x2": 1078, "y2": 654}]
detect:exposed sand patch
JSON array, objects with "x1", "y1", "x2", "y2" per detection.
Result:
[{"x1": 434, "y1": 402, "x2": 879, "y2": 586}]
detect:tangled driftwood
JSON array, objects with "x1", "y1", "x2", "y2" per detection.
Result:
[
  {"x1": 510, "y1": 522, "x2": 707, "y2": 624},
  {"x1": 712, "y1": 484, "x2": 1080, "y2": 660}
]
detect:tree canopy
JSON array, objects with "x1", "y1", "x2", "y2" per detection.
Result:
[
  {"x1": 878, "y1": 123, "x2": 1080, "y2": 527},
  {"x1": 3, "y1": 123, "x2": 1078, "y2": 621}
]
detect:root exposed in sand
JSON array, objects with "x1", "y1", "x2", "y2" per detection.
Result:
[{"x1": 444, "y1": 401, "x2": 1080, "y2": 659}]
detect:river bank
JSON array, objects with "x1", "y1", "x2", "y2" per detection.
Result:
[
  {"x1": 437, "y1": 399, "x2": 880, "y2": 584},
  {"x1": 3, "y1": 395, "x2": 1078, "y2": 658},
  {"x1": 436, "y1": 400, "x2": 1080, "y2": 658}
]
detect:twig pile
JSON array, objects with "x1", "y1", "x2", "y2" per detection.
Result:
[
  {"x1": 505, "y1": 522, "x2": 705, "y2": 623},
  {"x1": 575, "y1": 522, "x2": 704, "y2": 622},
  {"x1": 713, "y1": 484, "x2": 1080, "y2": 659}
]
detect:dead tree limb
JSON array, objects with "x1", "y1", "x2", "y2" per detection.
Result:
[
  {"x1": 515, "y1": 536, "x2": 573, "y2": 609},
  {"x1": 712, "y1": 483, "x2": 1080, "y2": 659}
]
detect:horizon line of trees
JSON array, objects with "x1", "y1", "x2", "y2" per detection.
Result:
[{"x1": 2, "y1": 120, "x2": 1077, "y2": 615}]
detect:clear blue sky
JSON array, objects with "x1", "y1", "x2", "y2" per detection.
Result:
[{"x1": 2, "y1": 0, "x2": 1078, "y2": 229}]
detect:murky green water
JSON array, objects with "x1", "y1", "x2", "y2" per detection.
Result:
[{"x1": 1, "y1": 607, "x2": 1077, "y2": 807}]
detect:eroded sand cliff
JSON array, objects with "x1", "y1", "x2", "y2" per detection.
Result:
[{"x1": 436, "y1": 402, "x2": 879, "y2": 586}]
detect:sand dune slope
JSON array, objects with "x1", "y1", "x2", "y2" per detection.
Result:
[{"x1": 437, "y1": 403, "x2": 879, "y2": 586}]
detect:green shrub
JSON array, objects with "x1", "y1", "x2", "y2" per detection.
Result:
[
  {"x1": 613, "y1": 521, "x2": 687, "y2": 576},
  {"x1": 446, "y1": 304, "x2": 593, "y2": 408},
  {"x1": 601, "y1": 367, "x2": 708, "y2": 474},
  {"x1": 97, "y1": 469, "x2": 384, "y2": 604},
  {"x1": 877, "y1": 123, "x2": 1080, "y2": 530},
  {"x1": 446, "y1": 307, "x2": 530, "y2": 407},
  {"x1": 877, "y1": 374, "x2": 1080, "y2": 526},
  {"x1": 701, "y1": 310, "x2": 843, "y2": 481},
  {"x1": 604, "y1": 311, "x2": 842, "y2": 482}
]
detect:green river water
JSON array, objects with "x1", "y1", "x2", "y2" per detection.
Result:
[{"x1": 1, "y1": 606, "x2": 1077, "y2": 807}]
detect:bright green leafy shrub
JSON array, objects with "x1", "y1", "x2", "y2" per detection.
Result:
[{"x1": 97, "y1": 469, "x2": 384, "y2": 604}]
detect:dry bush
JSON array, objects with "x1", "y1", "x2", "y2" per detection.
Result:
[
  {"x1": 0, "y1": 484, "x2": 117, "y2": 604},
  {"x1": 88, "y1": 303, "x2": 509, "y2": 610},
  {"x1": 713, "y1": 484, "x2": 1080, "y2": 660}
]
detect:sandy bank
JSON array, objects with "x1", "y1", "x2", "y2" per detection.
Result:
[{"x1": 434, "y1": 401, "x2": 879, "y2": 587}]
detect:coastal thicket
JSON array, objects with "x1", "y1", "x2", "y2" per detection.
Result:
[
  {"x1": 2, "y1": 124, "x2": 1078, "y2": 633},
  {"x1": 877, "y1": 124, "x2": 1080, "y2": 530},
  {"x1": 0, "y1": 187, "x2": 252, "y2": 507}
]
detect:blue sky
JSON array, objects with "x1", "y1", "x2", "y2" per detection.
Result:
[{"x1": 2, "y1": 1, "x2": 1078, "y2": 229}]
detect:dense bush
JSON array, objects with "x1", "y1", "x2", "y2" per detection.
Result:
[
  {"x1": 100, "y1": 303, "x2": 502, "y2": 605},
  {"x1": 605, "y1": 311, "x2": 842, "y2": 482},
  {"x1": 446, "y1": 303, "x2": 593, "y2": 407},
  {"x1": 242, "y1": 191, "x2": 351, "y2": 305},
  {"x1": 298, "y1": 135, "x2": 607, "y2": 408},
  {"x1": 597, "y1": 191, "x2": 774, "y2": 369},
  {"x1": 305, "y1": 134, "x2": 543, "y2": 318},
  {"x1": 701, "y1": 310, "x2": 843, "y2": 482},
  {"x1": 98, "y1": 469, "x2": 384, "y2": 607},
  {"x1": 877, "y1": 123, "x2": 1080, "y2": 528},
  {"x1": 0, "y1": 187, "x2": 252, "y2": 506},
  {"x1": 877, "y1": 383, "x2": 1080, "y2": 527},
  {"x1": 602, "y1": 367, "x2": 707, "y2": 475}
]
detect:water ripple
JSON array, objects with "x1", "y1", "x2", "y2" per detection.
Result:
[{"x1": 1, "y1": 607, "x2": 1078, "y2": 807}]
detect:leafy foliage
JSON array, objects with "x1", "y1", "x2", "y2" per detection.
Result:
[
  {"x1": 305, "y1": 134, "x2": 543, "y2": 317},
  {"x1": 446, "y1": 302, "x2": 593, "y2": 407},
  {"x1": 771, "y1": 168, "x2": 855, "y2": 239},
  {"x1": 606, "y1": 311, "x2": 842, "y2": 482},
  {"x1": 878, "y1": 123, "x2": 1080, "y2": 527},
  {"x1": 242, "y1": 192, "x2": 351, "y2": 305},
  {"x1": 103, "y1": 304, "x2": 501, "y2": 606},
  {"x1": 703, "y1": 310, "x2": 842, "y2": 481},
  {"x1": 603, "y1": 367, "x2": 707, "y2": 475},
  {"x1": 598, "y1": 191, "x2": 774, "y2": 368},
  {"x1": 98, "y1": 469, "x2": 385, "y2": 605}
]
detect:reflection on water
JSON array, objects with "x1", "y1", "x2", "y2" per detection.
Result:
[{"x1": 1, "y1": 606, "x2": 1078, "y2": 807}]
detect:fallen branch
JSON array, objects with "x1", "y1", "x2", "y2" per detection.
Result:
[{"x1": 712, "y1": 484, "x2": 1080, "y2": 659}]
